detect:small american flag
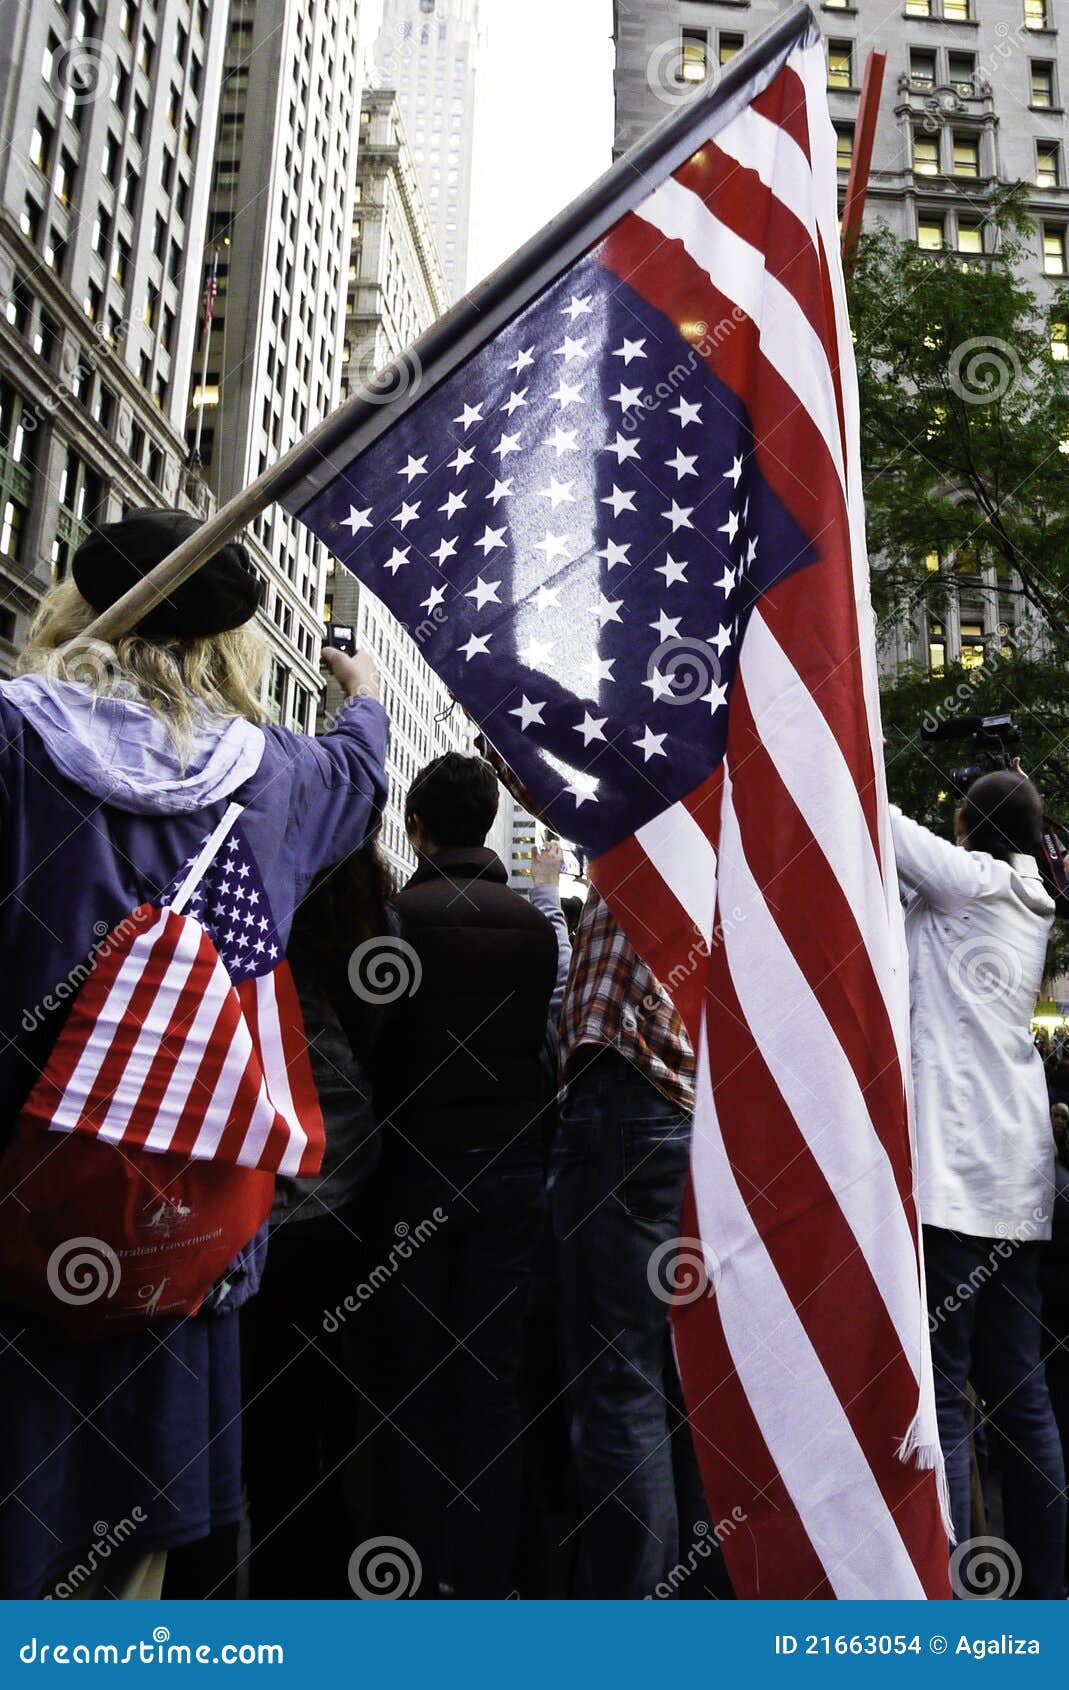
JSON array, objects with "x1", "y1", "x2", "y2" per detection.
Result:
[
  {"x1": 283, "y1": 13, "x2": 950, "y2": 1597},
  {"x1": 21, "y1": 807, "x2": 323, "y2": 1180}
]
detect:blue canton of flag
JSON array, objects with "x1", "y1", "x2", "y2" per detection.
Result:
[
  {"x1": 297, "y1": 257, "x2": 813, "y2": 858},
  {"x1": 159, "y1": 823, "x2": 283, "y2": 980}
]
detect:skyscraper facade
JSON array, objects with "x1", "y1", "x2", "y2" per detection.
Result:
[
  {"x1": 611, "y1": 0, "x2": 1058, "y2": 675},
  {"x1": 0, "y1": 0, "x2": 226, "y2": 668},
  {"x1": 323, "y1": 84, "x2": 477, "y2": 879},
  {"x1": 374, "y1": 0, "x2": 480, "y2": 300},
  {"x1": 190, "y1": 0, "x2": 383, "y2": 732}
]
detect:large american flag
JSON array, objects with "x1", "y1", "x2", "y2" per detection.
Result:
[
  {"x1": 284, "y1": 15, "x2": 950, "y2": 1598},
  {"x1": 21, "y1": 806, "x2": 324, "y2": 1180}
]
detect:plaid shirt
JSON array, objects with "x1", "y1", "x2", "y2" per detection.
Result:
[{"x1": 559, "y1": 888, "x2": 695, "y2": 1113}]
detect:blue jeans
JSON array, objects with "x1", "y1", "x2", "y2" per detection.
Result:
[
  {"x1": 924, "y1": 1224, "x2": 1068, "y2": 1599},
  {"x1": 552, "y1": 1048, "x2": 702, "y2": 1598}
]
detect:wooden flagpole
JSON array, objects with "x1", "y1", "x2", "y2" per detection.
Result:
[{"x1": 840, "y1": 48, "x2": 886, "y2": 282}]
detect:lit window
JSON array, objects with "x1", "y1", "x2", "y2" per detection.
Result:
[
  {"x1": 835, "y1": 124, "x2": 854, "y2": 170},
  {"x1": 1025, "y1": 0, "x2": 1050, "y2": 27},
  {"x1": 924, "y1": 550, "x2": 942, "y2": 572},
  {"x1": 1037, "y1": 140, "x2": 1060, "y2": 185},
  {"x1": 718, "y1": 33, "x2": 743, "y2": 66},
  {"x1": 1051, "y1": 320, "x2": 1068, "y2": 360},
  {"x1": 1031, "y1": 61, "x2": 1055, "y2": 106},
  {"x1": 906, "y1": 0, "x2": 932, "y2": 13},
  {"x1": 914, "y1": 134, "x2": 940, "y2": 175},
  {"x1": 827, "y1": 41, "x2": 852, "y2": 88},
  {"x1": 943, "y1": 0, "x2": 971, "y2": 18},
  {"x1": 952, "y1": 134, "x2": 980, "y2": 177},
  {"x1": 957, "y1": 220, "x2": 983, "y2": 254},
  {"x1": 948, "y1": 53, "x2": 976, "y2": 95},
  {"x1": 678, "y1": 28, "x2": 708, "y2": 84},
  {"x1": 0, "y1": 499, "x2": 24, "y2": 561},
  {"x1": 1044, "y1": 224, "x2": 1066, "y2": 273},
  {"x1": 917, "y1": 216, "x2": 945, "y2": 250},
  {"x1": 929, "y1": 622, "x2": 946, "y2": 675},
  {"x1": 960, "y1": 622, "x2": 985, "y2": 668},
  {"x1": 910, "y1": 50, "x2": 937, "y2": 90}
]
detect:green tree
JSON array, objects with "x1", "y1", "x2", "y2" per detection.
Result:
[{"x1": 850, "y1": 189, "x2": 1069, "y2": 643}]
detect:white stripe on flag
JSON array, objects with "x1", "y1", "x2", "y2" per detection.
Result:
[
  {"x1": 187, "y1": 1011, "x2": 258, "y2": 1161},
  {"x1": 633, "y1": 175, "x2": 845, "y2": 493},
  {"x1": 688, "y1": 1015, "x2": 925, "y2": 1599},
  {"x1": 635, "y1": 802, "x2": 718, "y2": 946},
  {"x1": 245, "y1": 973, "x2": 307, "y2": 1177},
  {"x1": 95, "y1": 918, "x2": 205, "y2": 1145},
  {"x1": 141, "y1": 955, "x2": 235, "y2": 1153},
  {"x1": 710, "y1": 104, "x2": 817, "y2": 249},
  {"x1": 715, "y1": 764, "x2": 925, "y2": 1375},
  {"x1": 739, "y1": 609, "x2": 911, "y2": 1082},
  {"x1": 49, "y1": 910, "x2": 171, "y2": 1133}
]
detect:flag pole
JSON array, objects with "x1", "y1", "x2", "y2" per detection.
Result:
[
  {"x1": 80, "y1": 1, "x2": 820, "y2": 647},
  {"x1": 840, "y1": 49, "x2": 886, "y2": 282}
]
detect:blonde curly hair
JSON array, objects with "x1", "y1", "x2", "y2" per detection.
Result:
[{"x1": 18, "y1": 578, "x2": 267, "y2": 751}]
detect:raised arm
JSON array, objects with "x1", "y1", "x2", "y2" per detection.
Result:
[{"x1": 889, "y1": 805, "x2": 995, "y2": 911}]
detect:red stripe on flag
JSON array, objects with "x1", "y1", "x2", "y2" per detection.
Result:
[
  {"x1": 726, "y1": 677, "x2": 916, "y2": 1220},
  {"x1": 673, "y1": 146, "x2": 827, "y2": 342},
  {"x1": 751, "y1": 65, "x2": 811, "y2": 163},
  {"x1": 80, "y1": 911, "x2": 188, "y2": 1132},
  {"x1": 166, "y1": 986, "x2": 246, "y2": 1159},
  {"x1": 113, "y1": 925, "x2": 221, "y2": 1150},
  {"x1": 270, "y1": 961, "x2": 326, "y2": 1177}
]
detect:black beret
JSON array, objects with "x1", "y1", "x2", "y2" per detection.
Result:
[{"x1": 72, "y1": 509, "x2": 261, "y2": 639}]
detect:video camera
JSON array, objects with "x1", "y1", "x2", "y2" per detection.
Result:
[{"x1": 920, "y1": 711, "x2": 1069, "y2": 917}]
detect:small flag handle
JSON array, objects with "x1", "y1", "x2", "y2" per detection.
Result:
[{"x1": 170, "y1": 802, "x2": 245, "y2": 916}]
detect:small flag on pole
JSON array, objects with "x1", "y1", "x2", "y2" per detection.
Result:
[{"x1": 280, "y1": 4, "x2": 951, "y2": 1599}]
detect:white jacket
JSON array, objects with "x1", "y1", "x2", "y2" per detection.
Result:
[{"x1": 890, "y1": 807, "x2": 1056, "y2": 1241}]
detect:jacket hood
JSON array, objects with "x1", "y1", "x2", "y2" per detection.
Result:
[{"x1": 0, "y1": 675, "x2": 265, "y2": 815}]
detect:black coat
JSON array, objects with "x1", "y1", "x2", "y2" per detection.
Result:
[{"x1": 374, "y1": 847, "x2": 557, "y2": 1151}]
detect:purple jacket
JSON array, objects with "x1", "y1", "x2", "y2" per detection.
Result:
[{"x1": 0, "y1": 674, "x2": 388, "y2": 1596}]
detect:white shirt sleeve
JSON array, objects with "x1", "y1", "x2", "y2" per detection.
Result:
[{"x1": 889, "y1": 805, "x2": 994, "y2": 911}]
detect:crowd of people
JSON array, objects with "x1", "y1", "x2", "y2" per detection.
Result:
[{"x1": 0, "y1": 513, "x2": 1067, "y2": 1600}]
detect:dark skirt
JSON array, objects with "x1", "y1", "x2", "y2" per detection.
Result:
[{"x1": 0, "y1": 1307, "x2": 242, "y2": 1598}]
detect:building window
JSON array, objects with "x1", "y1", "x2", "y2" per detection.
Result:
[
  {"x1": 1043, "y1": 224, "x2": 1067, "y2": 272},
  {"x1": 913, "y1": 132, "x2": 940, "y2": 175},
  {"x1": 909, "y1": 48, "x2": 937, "y2": 90},
  {"x1": 960, "y1": 621, "x2": 985, "y2": 668},
  {"x1": 834, "y1": 124, "x2": 854, "y2": 169},
  {"x1": 1031, "y1": 61, "x2": 1055, "y2": 106},
  {"x1": 928, "y1": 621, "x2": 946, "y2": 675},
  {"x1": 1037, "y1": 139, "x2": 1061, "y2": 184},
  {"x1": 718, "y1": 32, "x2": 744, "y2": 66},
  {"x1": 917, "y1": 214, "x2": 946, "y2": 250},
  {"x1": 948, "y1": 52, "x2": 977, "y2": 94},
  {"x1": 957, "y1": 218, "x2": 983, "y2": 254},
  {"x1": 952, "y1": 133, "x2": 980, "y2": 176},
  {"x1": 1050, "y1": 319, "x2": 1068, "y2": 360},
  {"x1": 827, "y1": 41, "x2": 853, "y2": 89},
  {"x1": 942, "y1": 0, "x2": 971, "y2": 18},
  {"x1": 83, "y1": 282, "x2": 102, "y2": 322},
  {"x1": 1025, "y1": 0, "x2": 1050, "y2": 26},
  {"x1": 906, "y1": 0, "x2": 932, "y2": 12},
  {"x1": 30, "y1": 117, "x2": 55, "y2": 174},
  {"x1": 678, "y1": 28, "x2": 708, "y2": 84},
  {"x1": 0, "y1": 499, "x2": 25, "y2": 563},
  {"x1": 54, "y1": 148, "x2": 77, "y2": 207}
]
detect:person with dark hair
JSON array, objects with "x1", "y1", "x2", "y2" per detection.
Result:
[
  {"x1": 891, "y1": 773, "x2": 1066, "y2": 1598},
  {"x1": 367, "y1": 753, "x2": 560, "y2": 1597}
]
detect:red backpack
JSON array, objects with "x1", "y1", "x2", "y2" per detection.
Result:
[{"x1": 0, "y1": 802, "x2": 324, "y2": 1339}]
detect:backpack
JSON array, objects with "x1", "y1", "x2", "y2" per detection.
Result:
[{"x1": 0, "y1": 802, "x2": 324, "y2": 1339}]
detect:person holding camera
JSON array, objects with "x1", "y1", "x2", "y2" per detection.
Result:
[{"x1": 891, "y1": 769, "x2": 1065, "y2": 1597}]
